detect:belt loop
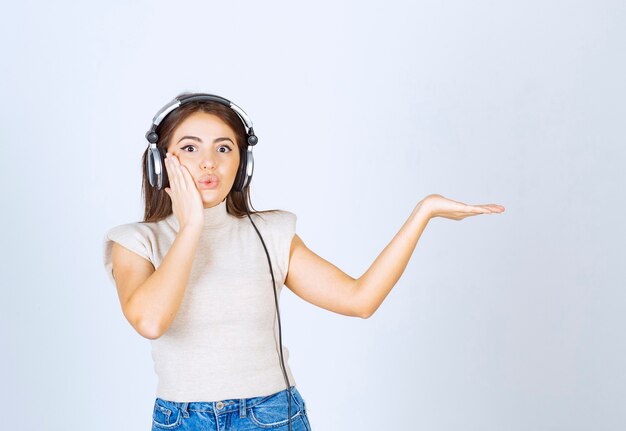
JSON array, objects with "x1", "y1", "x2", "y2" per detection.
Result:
[
  {"x1": 239, "y1": 397, "x2": 247, "y2": 418},
  {"x1": 180, "y1": 402, "x2": 189, "y2": 418}
]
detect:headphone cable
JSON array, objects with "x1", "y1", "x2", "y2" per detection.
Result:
[{"x1": 241, "y1": 190, "x2": 293, "y2": 431}]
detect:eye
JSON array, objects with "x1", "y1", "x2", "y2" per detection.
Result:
[
  {"x1": 218, "y1": 145, "x2": 233, "y2": 153},
  {"x1": 181, "y1": 145, "x2": 196, "y2": 152}
]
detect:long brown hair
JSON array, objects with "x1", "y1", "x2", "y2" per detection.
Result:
[{"x1": 140, "y1": 91, "x2": 281, "y2": 223}]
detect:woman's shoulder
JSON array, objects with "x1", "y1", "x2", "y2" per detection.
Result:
[
  {"x1": 249, "y1": 208, "x2": 297, "y2": 227},
  {"x1": 105, "y1": 218, "x2": 169, "y2": 237},
  {"x1": 277, "y1": 209, "x2": 297, "y2": 227},
  {"x1": 105, "y1": 220, "x2": 140, "y2": 236},
  {"x1": 102, "y1": 219, "x2": 166, "y2": 260},
  {"x1": 102, "y1": 220, "x2": 159, "y2": 284}
]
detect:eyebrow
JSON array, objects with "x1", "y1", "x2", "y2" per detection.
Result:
[{"x1": 177, "y1": 135, "x2": 234, "y2": 145}]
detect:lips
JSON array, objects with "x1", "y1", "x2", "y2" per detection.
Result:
[{"x1": 199, "y1": 174, "x2": 219, "y2": 184}]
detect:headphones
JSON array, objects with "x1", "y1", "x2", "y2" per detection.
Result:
[
  {"x1": 145, "y1": 93, "x2": 258, "y2": 192},
  {"x1": 145, "y1": 93, "x2": 295, "y2": 431}
]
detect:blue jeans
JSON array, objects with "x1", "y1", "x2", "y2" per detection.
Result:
[{"x1": 151, "y1": 385, "x2": 312, "y2": 430}]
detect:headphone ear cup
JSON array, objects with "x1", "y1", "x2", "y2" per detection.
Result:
[
  {"x1": 147, "y1": 147, "x2": 157, "y2": 188},
  {"x1": 147, "y1": 146, "x2": 168, "y2": 190},
  {"x1": 244, "y1": 149, "x2": 254, "y2": 190}
]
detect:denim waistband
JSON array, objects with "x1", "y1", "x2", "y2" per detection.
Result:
[{"x1": 155, "y1": 385, "x2": 300, "y2": 418}]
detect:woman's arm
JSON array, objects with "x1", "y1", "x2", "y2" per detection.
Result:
[
  {"x1": 284, "y1": 195, "x2": 503, "y2": 319},
  {"x1": 115, "y1": 225, "x2": 202, "y2": 339},
  {"x1": 353, "y1": 202, "x2": 431, "y2": 318},
  {"x1": 283, "y1": 205, "x2": 431, "y2": 319},
  {"x1": 355, "y1": 195, "x2": 504, "y2": 317}
]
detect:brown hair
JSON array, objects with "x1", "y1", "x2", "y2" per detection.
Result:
[{"x1": 140, "y1": 91, "x2": 282, "y2": 223}]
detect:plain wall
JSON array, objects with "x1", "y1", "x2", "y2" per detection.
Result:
[{"x1": 1, "y1": 1, "x2": 624, "y2": 430}]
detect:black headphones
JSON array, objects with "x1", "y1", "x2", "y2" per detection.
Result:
[
  {"x1": 145, "y1": 93, "x2": 258, "y2": 192},
  {"x1": 144, "y1": 93, "x2": 295, "y2": 431}
]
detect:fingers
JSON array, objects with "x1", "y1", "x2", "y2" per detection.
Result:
[
  {"x1": 165, "y1": 152, "x2": 196, "y2": 193},
  {"x1": 178, "y1": 161, "x2": 196, "y2": 191},
  {"x1": 471, "y1": 204, "x2": 505, "y2": 214},
  {"x1": 165, "y1": 152, "x2": 185, "y2": 192},
  {"x1": 164, "y1": 153, "x2": 175, "y2": 188},
  {"x1": 463, "y1": 204, "x2": 488, "y2": 213},
  {"x1": 481, "y1": 204, "x2": 505, "y2": 213}
]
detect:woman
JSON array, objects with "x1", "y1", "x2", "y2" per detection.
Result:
[{"x1": 102, "y1": 92, "x2": 505, "y2": 430}]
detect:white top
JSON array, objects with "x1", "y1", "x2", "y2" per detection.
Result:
[{"x1": 102, "y1": 198, "x2": 298, "y2": 402}]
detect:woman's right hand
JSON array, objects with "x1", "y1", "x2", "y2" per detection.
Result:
[{"x1": 163, "y1": 152, "x2": 205, "y2": 231}]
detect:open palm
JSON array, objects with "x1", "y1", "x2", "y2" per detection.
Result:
[{"x1": 421, "y1": 194, "x2": 505, "y2": 221}]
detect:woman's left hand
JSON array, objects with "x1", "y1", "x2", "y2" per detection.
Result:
[{"x1": 419, "y1": 194, "x2": 505, "y2": 221}]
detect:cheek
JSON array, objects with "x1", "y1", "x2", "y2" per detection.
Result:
[
  {"x1": 229, "y1": 157, "x2": 241, "y2": 175},
  {"x1": 176, "y1": 158, "x2": 194, "y2": 172},
  {"x1": 175, "y1": 153, "x2": 192, "y2": 165}
]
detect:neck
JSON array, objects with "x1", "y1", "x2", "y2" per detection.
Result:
[{"x1": 202, "y1": 198, "x2": 229, "y2": 228}]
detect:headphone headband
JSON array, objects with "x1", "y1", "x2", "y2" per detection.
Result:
[{"x1": 145, "y1": 93, "x2": 256, "y2": 144}]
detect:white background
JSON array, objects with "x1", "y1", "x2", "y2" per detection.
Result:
[{"x1": 1, "y1": 1, "x2": 625, "y2": 430}]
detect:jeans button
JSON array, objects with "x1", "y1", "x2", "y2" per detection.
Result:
[{"x1": 216, "y1": 401, "x2": 224, "y2": 410}]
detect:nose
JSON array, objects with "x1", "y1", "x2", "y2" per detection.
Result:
[{"x1": 200, "y1": 151, "x2": 217, "y2": 171}]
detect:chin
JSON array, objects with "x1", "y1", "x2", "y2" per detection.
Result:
[{"x1": 202, "y1": 192, "x2": 228, "y2": 203}]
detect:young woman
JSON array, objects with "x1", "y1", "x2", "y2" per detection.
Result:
[{"x1": 102, "y1": 92, "x2": 505, "y2": 431}]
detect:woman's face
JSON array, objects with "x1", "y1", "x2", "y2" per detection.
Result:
[{"x1": 166, "y1": 111, "x2": 241, "y2": 208}]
